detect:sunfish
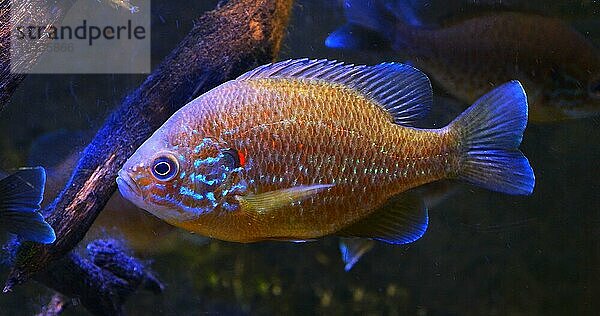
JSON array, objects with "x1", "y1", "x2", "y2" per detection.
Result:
[
  {"x1": 117, "y1": 59, "x2": 534, "y2": 248},
  {"x1": 326, "y1": 0, "x2": 600, "y2": 122},
  {"x1": 0, "y1": 167, "x2": 55, "y2": 244}
]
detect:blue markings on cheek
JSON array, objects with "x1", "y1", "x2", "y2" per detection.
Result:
[
  {"x1": 191, "y1": 173, "x2": 219, "y2": 186},
  {"x1": 206, "y1": 192, "x2": 216, "y2": 203},
  {"x1": 193, "y1": 156, "x2": 222, "y2": 168},
  {"x1": 224, "y1": 177, "x2": 249, "y2": 197},
  {"x1": 150, "y1": 193, "x2": 166, "y2": 204},
  {"x1": 222, "y1": 202, "x2": 237, "y2": 212},
  {"x1": 180, "y1": 171, "x2": 186, "y2": 179},
  {"x1": 178, "y1": 186, "x2": 218, "y2": 208},
  {"x1": 206, "y1": 157, "x2": 222, "y2": 164},
  {"x1": 179, "y1": 186, "x2": 205, "y2": 201},
  {"x1": 193, "y1": 138, "x2": 218, "y2": 153}
]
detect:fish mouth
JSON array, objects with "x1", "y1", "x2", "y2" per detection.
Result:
[{"x1": 116, "y1": 170, "x2": 142, "y2": 199}]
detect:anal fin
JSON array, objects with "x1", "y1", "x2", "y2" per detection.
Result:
[{"x1": 337, "y1": 192, "x2": 428, "y2": 244}]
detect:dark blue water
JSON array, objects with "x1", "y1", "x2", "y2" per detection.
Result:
[{"x1": 0, "y1": 1, "x2": 598, "y2": 315}]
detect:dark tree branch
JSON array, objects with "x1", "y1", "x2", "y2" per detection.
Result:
[
  {"x1": 36, "y1": 293, "x2": 71, "y2": 316},
  {"x1": 0, "y1": 0, "x2": 77, "y2": 111},
  {"x1": 3, "y1": 0, "x2": 293, "y2": 313},
  {"x1": 35, "y1": 239, "x2": 163, "y2": 316}
]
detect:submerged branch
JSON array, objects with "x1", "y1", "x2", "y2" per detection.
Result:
[
  {"x1": 4, "y1": 0, "x2": 293, "y2": 313},
  {"x1": 35, "y1": 239, "x2": 163, "y2": 316},
  {"x1": 36, "y1": 293, "x2": 71, "y2": 316},
  {"x1": 0, "y1": 0, "x2": 77, "y2": 111}
]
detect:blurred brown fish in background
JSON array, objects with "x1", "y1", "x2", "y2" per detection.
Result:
[
  {"x1": 402, "y1": 0, "x2": 600, "y2": 22},
  {"x1": 326, "y1": 0, "x2": 600, "y2": 122}
]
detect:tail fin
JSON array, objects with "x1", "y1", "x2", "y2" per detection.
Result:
[
  {"x1": 449, "y1": 81, "x2": 535, "y2": 195},
  {"x1": 325, "y1": 0, "x2": 421, "y2": 50},
  {"x1": 0, "y1": 167, "x2": 56, "y2": 243}
]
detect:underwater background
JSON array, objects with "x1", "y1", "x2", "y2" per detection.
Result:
[{"x1": 0, "y1": 0, "x2": 598, "y2": 314}]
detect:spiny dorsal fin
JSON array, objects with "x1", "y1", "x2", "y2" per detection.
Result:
[
  {"x1": 237, "y1": 59, "x2": 432, "y2": 126},
  {"x1": 337, "y1": 192, "x2": 428, "y2": 244}
]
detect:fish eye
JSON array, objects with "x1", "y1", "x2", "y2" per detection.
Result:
[
  {"x1": 151, "y1": 155, "x2": 179, "y2": 181},
  {"x1": 221, "y1": 149, "x2": 241, "y2": 169}
]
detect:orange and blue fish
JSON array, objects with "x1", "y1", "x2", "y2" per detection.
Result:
[{"x1": 117, "y1": 59, "x2": 534, "y2": 269}]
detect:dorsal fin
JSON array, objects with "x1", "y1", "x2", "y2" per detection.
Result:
[
  {"x1": 237, "y1": 59, "x2": 432, "y2": 126},
  {"x1": 337, "y1": 192, "x2": 428, "y2": 244}
]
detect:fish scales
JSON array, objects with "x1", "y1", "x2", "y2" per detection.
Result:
[
  {"x1": 165, "y1": 79, "x2": 457, "y2": 241},
  {"x1": 118, "y1": 59, "x2": 534, "y2": 245}
]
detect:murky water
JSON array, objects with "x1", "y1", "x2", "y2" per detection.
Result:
[{"x1": 0, "y1": 1, "x2": 598, "y2": 315}]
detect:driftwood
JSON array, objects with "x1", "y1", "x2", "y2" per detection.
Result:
[
  {"x1": 3, "y1": 0, "x2": 293, "y2": 314},
  {"x1": 36, "y1": 293, "x2": 71, "y2": 316},
  {"x1": 34, "y1": 238, "x2": 164, "y2": 316}
]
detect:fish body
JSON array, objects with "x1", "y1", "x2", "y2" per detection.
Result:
[
  {"x1": 0, "y1": 167, "x2": 55, "y2": 244},
  {"x1": 117, "y1": 59, "x2": 534, "y2": 244},
  {"x1": 326, "y1": 1, "x2": 600, "y2": 122},
  {"x1": 125, "y1": 78, "x2": 448, "y2": 241}
]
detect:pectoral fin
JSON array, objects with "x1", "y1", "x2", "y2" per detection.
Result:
[
  {"x1": 337, "y1": 192, "x2": 428, "y2": 244},
  {"x1": 236, "y1": 184, "x2": 334, "y2": 214},
  {"x1": 339, "y1": 238, "x2": 375, "y2": 271}
]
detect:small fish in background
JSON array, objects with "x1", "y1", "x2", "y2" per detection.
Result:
[
  {"x1": 100, "y1": 0, "x2": 139, "y2": 14},
  {"x1": 326, "y1": 0, "x2": 600, "y2": 122},
  {"x1": 407, "y1": 0, "x2": 600, "y2": 22},
  {"x1": 117, "y1": 59, "x2": 534, "y2": 269},
  {"x1": 0, "y1": 167, "x2": 55, "y2": 244},
  {"x1": 27, "y1": 129, "x2": 89, "y2": 207}
]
